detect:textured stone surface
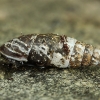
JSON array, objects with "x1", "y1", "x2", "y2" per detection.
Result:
[{"x1": 0, "y1": 0, "x2": 100, "y2": 100}]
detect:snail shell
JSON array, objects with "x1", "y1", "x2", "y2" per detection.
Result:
[{"x1": 0, "y1": 33, "x2": 100, "y2": 68}]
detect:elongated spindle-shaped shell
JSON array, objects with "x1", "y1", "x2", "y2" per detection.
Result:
[{"x1": 0, "y1": 33, "x2": 100, "y2": 68}]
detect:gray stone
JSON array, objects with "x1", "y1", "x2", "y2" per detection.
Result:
[{"x1": 0, "y1": 0, "x2": 100, "y2": 100}]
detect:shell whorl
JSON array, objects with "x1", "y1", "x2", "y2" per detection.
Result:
[
  {"x1": 0, "y1": 34, "x2": 37, "y2": 62},
  {"x1": 0, "y1": 33, "x2": 100, "y2": 68}
]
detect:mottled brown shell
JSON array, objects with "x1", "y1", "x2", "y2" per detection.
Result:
[{"x1": 0, "y1": 33, "x2": 100, "y2": 68}]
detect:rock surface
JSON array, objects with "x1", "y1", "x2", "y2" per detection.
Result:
[{"x1": 0, "y1": 0, "x2": 100, "y2": 100}]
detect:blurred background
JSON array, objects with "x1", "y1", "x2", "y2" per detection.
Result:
[
  {"x1": 0, "y1": 0, "x2": 100, "y2": 46},
  {"x1": 0, "y1": 1, "x2": 100, "y2": 100}
]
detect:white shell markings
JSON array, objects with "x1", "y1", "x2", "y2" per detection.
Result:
[
  {"x1": 58, "y1": 42, "x2": 63, "y2": 49},
  {"x1": 91, "y1": 48, "x2": 100, "y2": 65},
  {"x1": 12, "y1": 39, "x2": 31, "y2": 55},
  {"x1": 2, "y1": 54, "x2": 28, "y2": 62},
  {"x1": 33, "y1": 44, "x2": 49, "y2": 57},
  {"x1": 66, "y1": 37, "x2": 77, "y2": 67},
  {"x1": 51, "y1": 52, "x2": 69, "y2": 68},
  {"x1": 70, "y1": 41, "x2": 85, "y2": 67},
  {"x1": 0, "y1": 35, "x2": 37, "y2": 62},
  {"x1": 82, "y1": 44, "x2": 94, "y2": 66}
]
